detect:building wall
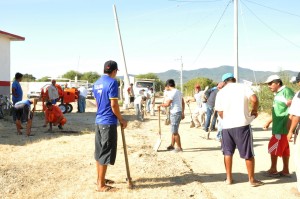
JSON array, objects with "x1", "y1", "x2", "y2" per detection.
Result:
[{"x1": 0, "y1": 37, "x2": 10, "y2": 97}]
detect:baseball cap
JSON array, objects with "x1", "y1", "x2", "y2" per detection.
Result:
[
  {"x1": 222, "y1": 73, "x2": 234, "y2": 82},
  {"x1": 104, "y1": 60, "x2": 118, "y2": 73},
  {"x1": 264, "y1": 75, "x2": 280, "y2": 84}
]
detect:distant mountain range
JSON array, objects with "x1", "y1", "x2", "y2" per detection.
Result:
[{"x1": 155, "y1": 65, "x2": 298, "y2": 84}]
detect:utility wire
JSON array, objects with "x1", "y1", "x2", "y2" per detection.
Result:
[
  {"x1": 243, "y1": 0, "x2": 300, "y2": 18},
  {"x1": 169, "y1": 0, "x2": 223, "y2": 3},
  {"x1": 192, "y1": 0, "x2": 232, "y2": 65},
  {"x1": 241, "y1": 1, "x2": 300, "y2": 49}
]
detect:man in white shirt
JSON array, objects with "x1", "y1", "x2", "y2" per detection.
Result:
[
  {"x1": 48, "y1": 79, "x2": 59, "y2": 104},
  {"x1": 78, "y1": 86, "x2": 88, "y2": 113},
  {"x1": 215, "y1": 73, "x2": 263, "y2": 187},
  {"x1": 287, "y1": 72, "x2": 300, "y2": 196},
  {"x1": 158, "y1": 79, "x2": 185, "y2": 153},
  {"x1": 186, "y1": 85, "x2": 206, "y2": 128},
  {"x1": 134, "y1": 94, "x2": 147, "y2": 121}
]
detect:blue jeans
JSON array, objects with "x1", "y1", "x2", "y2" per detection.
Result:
[
  {"x1": 146, "y1": 99, "x2": 151, "y2": 112},
  {"x1": 204, "y1": 105, "x2": 217, "y2": 131},
  {"x1": 78, "y1": 95, "x2": 86, "y2": 113},
  {"x1": 170, "y1": 111, "x2": 182, "y2": 133}
]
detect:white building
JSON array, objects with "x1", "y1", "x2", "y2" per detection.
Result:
[{"x1": 0, "y1": 30, "x2": 25, "y2": 97}]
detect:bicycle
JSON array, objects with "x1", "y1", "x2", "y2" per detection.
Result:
[{"x1": 0, "y1": 95, "x2": 13, "y2": 119}]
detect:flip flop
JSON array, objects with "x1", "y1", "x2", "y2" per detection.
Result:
[
  {"x1": 224, "y1": 179, "x2": 233, "y2": 185},
  {"x1": 262, "y1": 171, "x2": 280, "y2": 178},
  {"x1": 250, "y1": 180, "x2": 264, "y2": 187},
  {"x1": 94, "y1": 179, "x2": 115, "y2": 185},
  {"x1": 278, "y1": 172, "x2": 292, "y2": 178},
  {"x1": 95, "y1": 185, "x2": 118, "y2": 192},
  {"x1": 105, "y1": 179, "x2": 115, "y2": 184}
]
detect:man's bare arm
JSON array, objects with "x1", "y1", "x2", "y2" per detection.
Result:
[
  {"x1": 250, "y1": 94, "x2": 259, "y2": 118},
  {"x1": 287, "y1": 115, "x2": 300, "y2": 141},
  {"x1": 111, "y1": 99, "x2": 127, "y2": 128}
]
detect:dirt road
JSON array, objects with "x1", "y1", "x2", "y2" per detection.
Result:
[{"x1": 0, "y1": 99, "x2": 298, "y2": 199}]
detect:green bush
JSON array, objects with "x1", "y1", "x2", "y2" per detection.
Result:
[{"x1": 183, "y1": 77, "x2": 216, "y2": 97}]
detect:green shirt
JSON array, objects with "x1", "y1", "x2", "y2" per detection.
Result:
[{"x1": 272, "y1": 86, "x2": 294, "y2": 135}]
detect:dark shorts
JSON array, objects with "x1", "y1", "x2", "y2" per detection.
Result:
[
  {"x1": 221, "y1": 125, "x2": 254, "y2": 159},
  {"x1": 170, "y1": 111, "x2": 182, "y2": 134},
  {"x1": 14, "y1": 105, "x2": 31, "y2": 122},
  {"x1": 130, "y1": 97, "x2": 134, "y2": 103},
  {"x1": 94, "y1": 124, "x2": 118, "y2": 165}
]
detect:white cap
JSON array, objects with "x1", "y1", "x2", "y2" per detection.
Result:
[{"x1": 265, "y1": 75, "x2": 280, "y2": 84}]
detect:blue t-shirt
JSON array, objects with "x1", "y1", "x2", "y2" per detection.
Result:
[
  {"x1": 93, "y1": 75, "x2": 119, "y2": 125},
  {"x1": 12, "y1": 80, "x2": 23, "y2": 103}
]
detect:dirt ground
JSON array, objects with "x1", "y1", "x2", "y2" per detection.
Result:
[{"x1": 0, "y1": 98, "x2": 299, "y2": 199}]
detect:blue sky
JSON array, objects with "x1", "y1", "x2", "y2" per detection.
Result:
[{"x1": 1, "y1": 0, "x2": 299, "y2": 80}]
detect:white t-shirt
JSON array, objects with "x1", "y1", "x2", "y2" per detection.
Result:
[
  {"x1": 48, "y1": 85, "x2": 59, "y2": 100},
  {"x1": 215, "y1": 83, "x2": 255, "y2": 129},
  {"x1": 289, "y1": 91, "x2": 300, "y2": 116},
  {"x1": 134, "y1": 95, "x2": 142, "y2": 105},
  {"x1": 166, "y1": 88, "x2": 182, "y2": 114},
  {"x1": 78, "y1": 86, "x2": 88, "y2": 98},
  {"x1": 194, "y1": 91, "x2": 203, "y2": 108}
]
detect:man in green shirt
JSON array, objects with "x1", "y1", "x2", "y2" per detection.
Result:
[{"x1": 264, "y1": 75, "x2": 295, "y2": 177}]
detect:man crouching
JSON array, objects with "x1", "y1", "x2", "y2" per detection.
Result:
[{"x1": 43, "y1": 101, "x2": 67, "y2": 131}]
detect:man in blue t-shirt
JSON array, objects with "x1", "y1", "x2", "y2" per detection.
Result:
[
  {"x1": 12, "y1": 72, "x2": 23, "y2": 105},
  {"x1": 93, "y1": 60, "x2": 127, "y2": 192},
  {"x1": 12, "y1": 72, "x2": 23, "y2": 122},
  {"x1": 14, "y1": 98, "x2": 37, "y2": 136}
]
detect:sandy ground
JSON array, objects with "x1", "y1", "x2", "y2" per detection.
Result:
[{"x1": 0, "y1": 98, "x2": 299, "y2": 199}]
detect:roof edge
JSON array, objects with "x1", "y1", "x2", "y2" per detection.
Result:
[{"x1": 0, "y1": 30, "x2": 25, "y2": 41}]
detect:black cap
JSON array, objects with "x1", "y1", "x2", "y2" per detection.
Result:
[{"x1": 104, "y1": 60, "x2": 118, "y2": 73}]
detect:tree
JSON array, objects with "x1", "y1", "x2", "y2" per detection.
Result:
[
  {"x1": 135, "y1": 73, "x2": 164, "y2": 92},
  {"x1": 22, "y1": 74, "x2": 36, "y2": 82},
  {"x1": 80, "y1": 72, "x2": 100, "y2": 83},
  {"x1": 62, "y1": 70, "x2": 82, "y2": 80},
  {"x1": 183, "y1": 77, "x2": 215, "y2": 96},
  {"x1": 36, "y1": 76, "x2": 51, "y2": 82}
]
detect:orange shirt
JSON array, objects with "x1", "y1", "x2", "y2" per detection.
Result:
[{"x1": 46, "y1": 105, "x2": 63, "y2": 121}]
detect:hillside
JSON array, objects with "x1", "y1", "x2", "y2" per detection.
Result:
[{"x1": 155, "y1": 65, "x2": 298, "y2": 84}]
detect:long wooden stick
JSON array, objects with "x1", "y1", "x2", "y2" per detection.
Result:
[{"x1": 120, "y1": 125, "x2": 133, "y2": 189}]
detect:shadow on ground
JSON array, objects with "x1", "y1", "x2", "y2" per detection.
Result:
[
  {"x1": 132, "y1": 171, "x2": 296, "y2": 189},
  {"x1": 0, "y1": 111, "x2": 134, "y2": 146}
]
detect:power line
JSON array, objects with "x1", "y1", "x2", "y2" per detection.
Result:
[
  {"x1": 241, "y1": 1, "x2": 300, "y2": 49},
  {"x1": 168, "y1": 0, "x2": 223, "y2": 2},
  {"x1": 192, "y1": 0, "x2": 232, "y2": 65},
  {"x1": 243, "y1": 0, "x2": 300, "y2": 18}
]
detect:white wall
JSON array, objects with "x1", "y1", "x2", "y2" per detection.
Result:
[
  {"x1": 0, "y1": 37, "x2": 10, "y2": 81},
  {"x1": 0, "y1": 37, "x2": 11, "y2": 97}
]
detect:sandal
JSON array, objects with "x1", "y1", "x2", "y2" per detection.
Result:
[
  {"x1": 166, "y1": 145, "x2": 175, "y2": 151},
  {"x1": 96, "y1": 185, "x2": 118, "y2": 192},
  {"x1": 94, "y1": 179, "x2": 115, "y2": 185},
  {"x1": 224, "y1": 179, "x2": 233, "y2": 185},
  {"x1": 250, "y1": 180, "x2": 264, "y2": 187},
  {"x1": 262, "y1": 171, "x2": 280, "y2": 178},
  {"x1": 278, "y1": 171, "x2": 292, "y2": 178}
]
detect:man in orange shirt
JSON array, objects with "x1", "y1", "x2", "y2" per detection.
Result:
[{"x1": 43, "y1": 101, "x2": 67, "y2": 131}]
